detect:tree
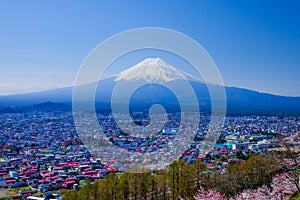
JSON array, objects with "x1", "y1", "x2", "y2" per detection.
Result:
[
  {"x1": 192, "y1": 187, "x2": 225, "y2": 200},
  {"x1": 275, "y1": 132, "x2": 300, "y2": 193},
  {"x1": 155, "y1": 170, "x2": 168, "y2": 200},
  {"x1": 235, "y1": 173, "x2": 298, "y2": 200},
  {"x1": 119, "y1": 172, "x2": 130, "y2": 200}
]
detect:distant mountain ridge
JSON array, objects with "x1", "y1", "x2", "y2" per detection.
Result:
[
  {"x1": 0, "y1": 58, "x2": 300, "y2": 115},
  {"x1": 29, "y1": 101, "x2": 71, "y2": 112},
  {"x1": 0, "y1": 102, "x2": 71, "y2": 113}
]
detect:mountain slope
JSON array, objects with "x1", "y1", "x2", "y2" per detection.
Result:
[
  {"x1": 115, "y1": 58, "x2": 198, "y2": 82},
  {"x1": 29, "y1": 101, "x2": 71, "y2": 112},
  {"x1": 0, "y1": 58, "x2": 299, "y2": 115}
]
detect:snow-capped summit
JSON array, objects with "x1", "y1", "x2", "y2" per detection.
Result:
[{"x1": 115, "y1": 58, "x2": 198, "y2": 82}]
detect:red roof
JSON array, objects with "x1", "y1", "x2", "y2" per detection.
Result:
[{"x1": 5, "y1": 179, "x2": 16, "y2": 183}]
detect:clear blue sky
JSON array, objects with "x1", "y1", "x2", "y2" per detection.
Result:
[{"x1": 0, "y1": 0, "x2": 299, "y2": 96}]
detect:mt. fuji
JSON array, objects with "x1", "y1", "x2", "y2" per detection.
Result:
[
  {"x1": 115, "y1": 58, "x2": 199, "y2": 83},
  {"x1": 0, "y1": 58, "x2": 300, "y2": 115}
]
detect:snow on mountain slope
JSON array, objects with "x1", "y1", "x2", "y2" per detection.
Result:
[{"x1": 115, "y1": 58, "x2": 199, "y2": 82}]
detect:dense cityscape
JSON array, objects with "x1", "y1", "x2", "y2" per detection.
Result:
[{"x1": 0, "y1": 111, "x2": 299, "y2": 199}]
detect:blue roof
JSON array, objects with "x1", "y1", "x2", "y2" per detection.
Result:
[
  {"x1": 163, "y1": 130, "x2": 176, "y2": 135},
  {"x1": 213, "y1": 144, "x2": 226, "y2": 149},
  {"x1": 225, "y1": 142, "x2": 235, "y2": 149}
]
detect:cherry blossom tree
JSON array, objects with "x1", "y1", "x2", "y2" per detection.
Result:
[
  {"x1": 193, "y1": 187, "x2": 225, "y2": 200},
  {"x1": 276, "y1": 132, "x2": 300, "y2": 193},
  {"x1": 235, "y1": 173, "x2": 297, "y2": 200}
]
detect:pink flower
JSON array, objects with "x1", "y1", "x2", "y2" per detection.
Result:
[
  {"x1": 193, "y1": 187, "x2": 225, "y2": 200},
  {"x1": 235, "y1": 173, "x2": 297, "y2": 200}
]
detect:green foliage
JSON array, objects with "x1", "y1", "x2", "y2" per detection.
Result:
[
  {"x1": 63, "y1": 153, "x2": 284, "y2": 200},
  {"x1": 11, "y1": 186, "x2": 31, "y2": 194},
  {"x1": 236, "y1": 150, "x2": 249, "y2": 160},
  {"x1": 218, "y1": 153, "x2": 282, "y2": 197},
  {"x1": 290, "y1": 193, "x2": 300, "y2": 200}
]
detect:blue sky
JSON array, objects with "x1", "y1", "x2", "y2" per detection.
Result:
[{"x1": 0, "y1": 0, "x2": 299, "y2": 96}]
